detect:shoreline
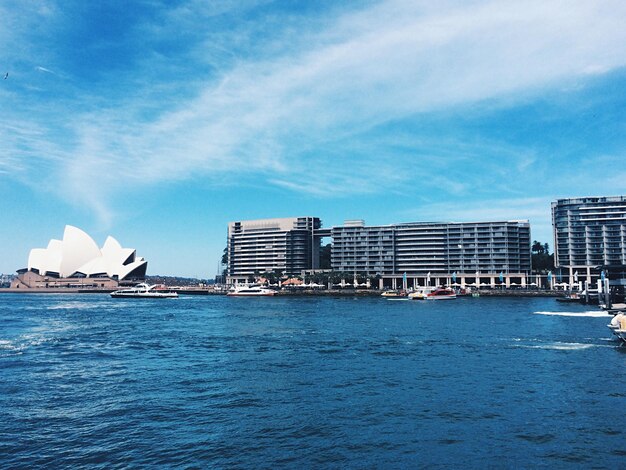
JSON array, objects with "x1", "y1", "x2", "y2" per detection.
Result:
[{"x1": 0, "y1": 287, "x2": 563, "y2": 297}]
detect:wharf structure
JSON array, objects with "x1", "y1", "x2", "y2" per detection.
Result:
[
  {"x1": 226, "y1": 217, "x2": 326, "y2": 285},
  {"x1": 331, "y1": 219, "x2": 531, "y2": 289},
  {"x1": 552, "y1": 196, "x2": 626, "y2": 293}
]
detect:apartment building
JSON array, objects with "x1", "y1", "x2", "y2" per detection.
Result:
[
  {"x1": 226, "y1": 217, "x2": 321, "y2": 283},
  {"x1": 331, "y1": 220, "x2": 531, "y2": 276},
  {"x1": 552, "y1": 196, "x2": 626, "y2": 286}
]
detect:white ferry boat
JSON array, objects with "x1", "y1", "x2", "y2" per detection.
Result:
[
  {"x1": 227, "y1": 285, "x2": 276, "y2": 297},
  {"x1": 110, "y1": 283, "x2": 178, "y2": 298}
]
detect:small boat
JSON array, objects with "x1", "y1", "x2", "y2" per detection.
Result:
[
  {"x1": 381, "y1": 290, "x2": 408, "y2": 298},
  {"x1": 227, "y1": 285, "x2": 276, "y2": 296},
  {"x1": 556, "y1": 292, "x2": 581, "y2": 303},
  {"x1": 425, "y1": 287, "x2": 457, "y2": 300},
  {"x1": 110, "y1": 283, "x2": 178, "y2": 298}
]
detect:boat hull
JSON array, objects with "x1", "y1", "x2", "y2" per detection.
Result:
[
  {"x1": 227, "y1": 292, "x2": 275, "y2": 297},
  {"x1": 425, "y1": 295, "x2": 457, "y2": 300}
]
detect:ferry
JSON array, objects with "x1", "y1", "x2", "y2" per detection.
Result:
[
  {"x1": 227, "y1": 285, "x2": 276, "y2": 297},
  {"x1": 110, "y1": 283, "x2": 178, "y2": 298}
]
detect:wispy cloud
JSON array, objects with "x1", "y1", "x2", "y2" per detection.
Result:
[
  {"x1": 2, "y1": 0, "x2": 626, "y2": 224},
  {"x1": 35, "y1": 66, "x2": 55, "y2": 74}
]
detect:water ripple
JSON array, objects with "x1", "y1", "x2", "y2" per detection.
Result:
[{"x1": 1, "y1": 294, "x2": 624, "y2": 468}]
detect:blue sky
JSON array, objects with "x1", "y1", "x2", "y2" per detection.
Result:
[{"x1": 1, "y1": 0, "x2": 625, "y2": 278}]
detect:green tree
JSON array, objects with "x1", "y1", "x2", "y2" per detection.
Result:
[
  {"x1": 531, "y1": 241, "x2": 554, "y2": 272},
  {"x1": 262, "y1": 270, "x2": 279, "y2": 285},
  {"x1": 311, "y1": 272, "x2": 328, "y2": 285},
  {"x1": 319, "y1": 243, "x2": 331, "y2": 269},
  {"x1": 531, "y1": 240, "x2": 545, "y2": 255}
]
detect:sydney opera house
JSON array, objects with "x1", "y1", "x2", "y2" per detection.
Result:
[{"x1": 11, "y1": 225, "x2": 147, "y2": 289}]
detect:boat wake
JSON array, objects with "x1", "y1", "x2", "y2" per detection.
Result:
[
  {"x1": 47, "y1": 301, "x2": 107, "y2": 310},
  {"x1": 524, "y1": 342, "x2": 597, "y2": 351},
  {"x1": 46, "y1": 301, "x2": 129, "y2": 310},
  {"x1": 511, "y1": 339, "x2": 613, "y2": 350},
  {"x1": 533, "y1": 311, "x2": 609, "y2": 318}
]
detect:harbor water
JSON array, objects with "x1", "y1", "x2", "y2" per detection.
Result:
[{"x1": 1, "y1": 294, "x2": 625, "y2": 468}]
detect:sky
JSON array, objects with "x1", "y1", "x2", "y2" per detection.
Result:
[{"x1": 1, "y1": 0, "x2": 625, "y2": 278}]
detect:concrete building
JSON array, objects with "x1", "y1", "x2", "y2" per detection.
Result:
[
  {"x1": 332, "y1": 219, "x2": 531, "y2": 289},
  {"x1": 330, "y1": 220, "x2": 396, "y2": 275},
  {"x1": 552, "y1": 196, "x2": 626, "y2": 289},
  {"x1": 226, "y1": 217, "x2": 323, "y2": 284}
]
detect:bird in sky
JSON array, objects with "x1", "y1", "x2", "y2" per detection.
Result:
[{"x1": 3, "y1": 72, "x2": 7, "y2": 80}]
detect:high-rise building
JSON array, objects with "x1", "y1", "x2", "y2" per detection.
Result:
[
  {"x1": 552, "y1": 196, "x2": 626, "y2": 285},
  {"x1": 226, "y1": 217, "x2": 321, "y2": 284},
  {"x1": 331, "y1": 219, "x2": 531, "y2": 277},
  {"x1": 330, "y1": 220, "x2": 396, "y2": 275}
]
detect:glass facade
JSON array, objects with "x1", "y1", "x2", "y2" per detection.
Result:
[{"x1": 552, "y1": 196, "x2": 626, "y2": 268}]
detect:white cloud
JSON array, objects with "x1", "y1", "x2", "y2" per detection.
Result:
[{"x1": 3, "y1": 0, "x2": 626, "y2": 222}]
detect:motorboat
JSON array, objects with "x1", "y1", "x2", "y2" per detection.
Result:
[
  {"x1": 381, "y1": 290, "x2": 408, "y2": 298},
  {"x1": 608, "y1": 312, "x2": 626, "y2": 343},
  {"x1": 110, "y1": 283, "x2": 178, "y2": 298},
  {"x1": 424, "y1": 287, "x2": 457, "y2": 300},
  {"x1": 556, "y1": 292, "x2": 581, "y2": 303},
  {"x1": 227, "y1": 285, "x2": 276, "y2": 296}
]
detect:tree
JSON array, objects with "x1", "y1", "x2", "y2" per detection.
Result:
[
  {"x1": 531, "y1": 240, "x2": 545, "y2": 255},
  {"x1": 311, "y1": 271, "x2": 328, "y2": 285},
  {"x1": 531, "y1": 241, "x2": 554, "y2": 273},
  {"x1": 262, "y1": 270, "x2": 279, "y2": 285},
  {"x1": 319, "y1": 243, "x2": 331, "y2": 269}
]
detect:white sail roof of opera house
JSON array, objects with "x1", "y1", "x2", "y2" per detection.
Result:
[{"x1": 27, "y1": 225, "x2": 147, "y2": 280}]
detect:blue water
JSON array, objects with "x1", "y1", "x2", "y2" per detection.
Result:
[{"x1": 1, "y1": 294, "x2": 625, "y2": 468}]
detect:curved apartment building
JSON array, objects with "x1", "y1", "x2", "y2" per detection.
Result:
[{"x1": 552, "y1": 196, "x2": 626, "y2": 286}]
